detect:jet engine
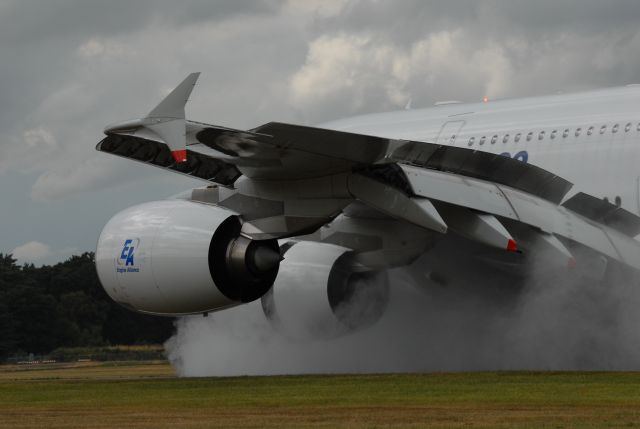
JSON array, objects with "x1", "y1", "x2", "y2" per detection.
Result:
[
  {"x1": 261, "y1": 241, "x2": 389, "y2": 338},
  {"x1": 95, "y1": 200, "x2": 280, "y2": 315}
]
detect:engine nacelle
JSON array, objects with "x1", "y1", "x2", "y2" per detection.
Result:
[
  {"x1": 95, "y1": 200, "x2": 280, "y2": 315},
  {"x1": 261, "y1": 241, "x2": 389, "y2": 338}
]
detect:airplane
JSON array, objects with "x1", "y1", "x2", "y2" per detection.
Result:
[{"x1": 95, "y1": 73, "x2": 640, "y2": 337}]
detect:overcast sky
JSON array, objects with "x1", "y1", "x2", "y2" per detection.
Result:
[{"x1": 3, "y1": 0, "x2": 640, "y2": 265}]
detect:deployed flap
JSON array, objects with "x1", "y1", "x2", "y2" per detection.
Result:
[
  {"x1": 387, "y1": 141, "x2": 572, "y2": 204},
  {"x1": 400, "y1": 164, "x2": 640, "y2": 271},
  {"x1": 562, "y1": 192, "x2": 640, "y2": 236}
]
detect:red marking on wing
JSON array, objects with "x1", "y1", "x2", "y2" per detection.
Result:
[{"x1": 171, "y1": 149, "x2": 187, "y2": 163}]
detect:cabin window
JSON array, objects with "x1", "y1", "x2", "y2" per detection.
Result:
[
  {"x1": 587, "y1": 126, "x2": 594, "y2": 135},
  {"x1": 479, "y1": 136, "x2": 486, "y2": 145},
  {"x1": 550, "y1": 130, "x2": 557, "y2": 139},
  {"x1": 575, "y1": 128, "x2": 582, "y2": 137},
  {"x1": 491, "y1": 135, "x2": 498, "y2": 144},
  {"x1": 503, "y1": 134, "x2": 510, "y2": 143},
  {"x1": 526, "y1": 132, "x2": 533, "y2": 141},
  {"x1": 613, "y1": 124, "x2": 619, "y2": 133},
  {"x1": 637, "y1": 123, "x2": 640, "y2": 132},
  {"x1": 468, "y1": 137, "x2": 475, "y2": 146},
  {"x1": 515, "y1": 133, "x2": 522, "y2": 143},
  {"x1": 600, "y1": 125, "x2": 607, "y2": 134},
  {"x1": 538, "y1": 131, "x2": 546, "y2": 140},
  {"x1": 626, "y1": 123, "x2": 632, "y2": 132},
  {"x1": 563, "y1": 129, "x2": 570, "y2": 138}
]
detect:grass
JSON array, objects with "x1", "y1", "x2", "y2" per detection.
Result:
[{"x1": 1, "y1": 362, "x2": 640, "y2": 428}]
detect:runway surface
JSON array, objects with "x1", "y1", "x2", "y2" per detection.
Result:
[{"x1": 1, "y1": 361, "x2": 640, "y2": 428}]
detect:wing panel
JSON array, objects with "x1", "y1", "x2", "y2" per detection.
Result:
[
  {"x1": 562, "y1": 192, "x2": 640, "y2": 236},
  {"x1": 388, "y1": 142, "x2": 572, "y2": 204},
  {"x1": 609, "y1": 230, "x2": 640, "y2": 267},
  {"x1": 400, "y1": 164, "x2": 640, "y2": 269},
  {"x1": 402, "y1": 166, "x2": 517, "y2": 219},
  {"x1": 190, "y1": 122, "x2": 573, "y2": 204}
]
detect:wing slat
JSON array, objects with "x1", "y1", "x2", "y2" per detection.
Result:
[{"x1": 97, "y1": 134, "x2": 241, "y2": 186}]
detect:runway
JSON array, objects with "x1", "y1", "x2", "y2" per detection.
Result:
[{"x1": 2, "y1": 361, "x2": 639, "y2": 428}]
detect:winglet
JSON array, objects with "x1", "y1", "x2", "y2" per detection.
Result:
[
  {"x1": 145, "y1": 73, "x2": 200, "y2": 163},
  {"x1": 147, "y1": 72, "x2": 200, "y2": 119}
]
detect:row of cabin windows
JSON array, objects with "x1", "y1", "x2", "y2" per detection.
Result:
[{"x1": 466, "y1": 122, "x2": 640, "y2": 147}]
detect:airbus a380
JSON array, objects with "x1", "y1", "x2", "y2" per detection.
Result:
[{"x1": 95, "y1": 73, "x2": 640, "y2": 336}]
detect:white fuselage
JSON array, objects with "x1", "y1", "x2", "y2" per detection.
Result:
[{"x1": 323, "y1": 86, "x2": 640, "y2": 214}]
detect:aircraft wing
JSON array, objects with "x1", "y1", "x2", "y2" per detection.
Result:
[
  {"x1": 98, "y1": 119, "x2": 640, "y2": 270},
  {"x1": 97, "y1": 74, "x2": 640, "y2": 273},
  {"x1": 99, "y1": 120, "x2": 570, "y2": 199}
]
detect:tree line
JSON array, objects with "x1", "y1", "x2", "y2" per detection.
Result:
[{"x1": 0, "y1": 252, "x2": 174, "y2": 361}]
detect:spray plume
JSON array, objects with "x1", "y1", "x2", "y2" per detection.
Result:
[{"x1": 165, "y1": 260, "x2": 640, "y2": 376}]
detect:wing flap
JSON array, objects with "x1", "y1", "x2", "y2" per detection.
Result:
[
  {"x1": 399, "y1": 164, "x2": 640, "y2": 270},
  {"x1": 562, "y1": 192, "x2": 640, "y2": 236},
  {"x1": 388, "y1": 141, "x2": 572, "y2": 204}
]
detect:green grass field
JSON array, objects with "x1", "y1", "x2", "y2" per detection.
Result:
[{"x1": 2, "y1": 362, "x2": 640, "y2": 428}]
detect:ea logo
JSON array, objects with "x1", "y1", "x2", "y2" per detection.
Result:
[{"x1": 118, "y1": 239, "x2": 139, "y2": 266}]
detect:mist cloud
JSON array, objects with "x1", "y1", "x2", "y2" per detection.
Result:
[{"x1": 166, "y1": 263, "x2": 640, "y2": 376}]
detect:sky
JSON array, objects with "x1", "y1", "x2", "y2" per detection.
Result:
[{"x1": 3, "y1": 0, "x2": 640, "y2": 265}]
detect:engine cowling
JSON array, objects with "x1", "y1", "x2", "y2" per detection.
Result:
[
  {"x1": 261, "y1": 241, "x2": 389, "y2": 338},
  {"x1": 95, "y1": 200, "x2": 280, "y2": 315}
]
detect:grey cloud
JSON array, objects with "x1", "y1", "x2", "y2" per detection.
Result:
[
  {"x1": 0, "y1": 0, "x2": 283, "y2": 43},
  {"x1": 287, "y1": 0, "x2": 640, "y2": 121},
  {"x1": 485, "y1": 0, "x2": 640, "y2": 34},
  {"x1": 319, "y1": 0, "x2": 640, "y2": 41},
  {"x1": 315, "y1": 0, "x2": 479, "y2": 42}
]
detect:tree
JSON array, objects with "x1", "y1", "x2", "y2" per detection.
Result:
[{"x1": 0, "y1": 252, "x2": 175, "y2": 359}]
